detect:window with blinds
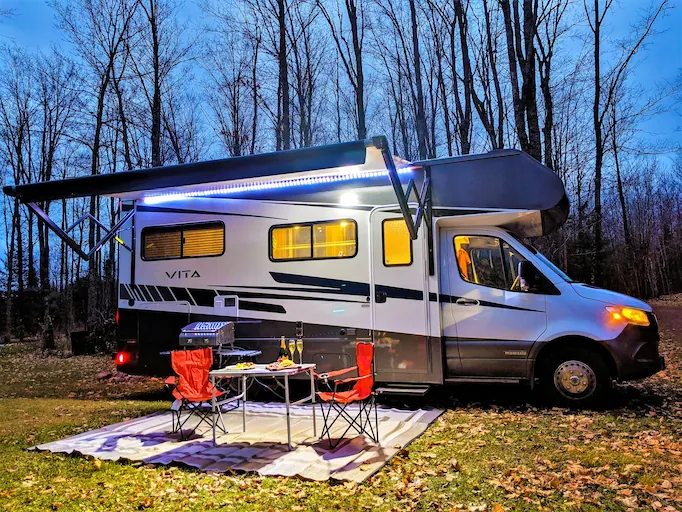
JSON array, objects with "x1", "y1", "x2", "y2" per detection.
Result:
[
  {"x1": 142, "y1": 222, "x2": 225, "y2": 260},
  {"x1": 270, "y1": 219, "x2": 357, "y2": 261},
  {"x1": 382, "y1": 218, "x2": 412, "y2": 266}
]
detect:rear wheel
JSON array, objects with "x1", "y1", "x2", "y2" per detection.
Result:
[{"x1": 540, "y1": 347, "x2": 611, "y2": 407}]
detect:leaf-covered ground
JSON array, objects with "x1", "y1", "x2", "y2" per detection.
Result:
[{"x1": 1, "y1": 297, "x2": 681, "y2": 511}]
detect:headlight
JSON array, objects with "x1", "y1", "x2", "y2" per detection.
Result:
[{"x1": 606, "y1": 306, "x2": 650, "y2": 327}]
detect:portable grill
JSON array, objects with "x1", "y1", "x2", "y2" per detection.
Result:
[{"x1": 179, "y1": 321, "x2": 235, "y2": 347}]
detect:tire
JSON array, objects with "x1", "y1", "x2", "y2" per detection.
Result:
[{"x1": 539, "y1": 347, "x2": 611, "y2": 407}]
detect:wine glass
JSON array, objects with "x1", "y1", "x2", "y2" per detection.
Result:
[
  {"x1": 296, "y1": 339, "x2": 304, "y2": 364},
  {"x1": 288, "y1": 339, "x2": 296, "y2": 361}
]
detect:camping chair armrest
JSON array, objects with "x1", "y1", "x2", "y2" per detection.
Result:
[
  {"x1": 315, "y1": 366, "x2": 358, "y2": 387},
  {"x1": 333, "y1": 373, "x2": 372, "y2": 387},
  {"x1": 314, "y1": 366, "x2": 357, "y2": 380},
  {"x1": 327, "y1": 366, "x2": 358, "y2": 379}
]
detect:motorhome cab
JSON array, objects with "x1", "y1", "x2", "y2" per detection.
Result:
[{"x1": 4, "y1": 137, "x2": 664, "y2": 406}]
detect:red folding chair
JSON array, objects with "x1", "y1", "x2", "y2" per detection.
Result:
[
  {"x1": 316, "y1": 342, "x2": 379, "y2": 448},
  {"x1": 165, "y1": 348, "x2": 226, "y2": 440}
]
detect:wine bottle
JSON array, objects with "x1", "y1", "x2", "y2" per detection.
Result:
[{"x1": 278, "y1": 336, "x2": 287, "y2": 359}]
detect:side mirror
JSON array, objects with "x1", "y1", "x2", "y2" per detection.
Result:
[{"x1": 517, "y1": 261, "x2": 538, "y2": 292}]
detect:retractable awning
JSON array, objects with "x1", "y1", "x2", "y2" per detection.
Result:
[
  {"x1": 3, "y1": 136, "x2": 429, "y2": 260},
  {"x1": 4, "y1": 140, "x2": 373, "y2": 203}
]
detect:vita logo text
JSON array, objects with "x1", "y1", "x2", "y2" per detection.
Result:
[{"x1": 165, "y1": 270, "x2": 201, "y2": 279}]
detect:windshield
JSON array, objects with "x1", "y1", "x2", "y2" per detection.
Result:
[
  {"x1": 509, "y1": 233, "x2": 574, "y2": 283},
  {"x1": 534, "y1": 252, "x2": 574, "y2": 283}
]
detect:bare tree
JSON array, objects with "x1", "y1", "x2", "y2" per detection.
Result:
[
  {"x1": 499, "y1": 0, "x2": 542, "y2": 160},
  {"x1": 52, "y1": 0, "x2": 138, "y2": 330},
  {"x1": 585, "y1": 0, "x2": 669, "y2": 282},
  {"x1": 318, "y1": 0, "x2": 367, "y2": 140},
  {"x1": 132, "y1": 0, "x2": 194, "y2": 167}
]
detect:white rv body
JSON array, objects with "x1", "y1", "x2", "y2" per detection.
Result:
[{"x1": 4, "y1": 139, "x2": 663, "y2": 403}]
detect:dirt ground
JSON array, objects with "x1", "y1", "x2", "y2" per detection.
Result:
[{"x1": 0, "y1": 296, "x2": 681, "y2": 511}]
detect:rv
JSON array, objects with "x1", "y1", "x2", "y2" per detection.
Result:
[{"x1": 4, "y1": 137, "x2": 664, "y2": 406}]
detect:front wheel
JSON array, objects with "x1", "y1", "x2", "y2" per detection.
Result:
[{"x1": 540, "y1": 347, "x2": 611, "y2": 407}]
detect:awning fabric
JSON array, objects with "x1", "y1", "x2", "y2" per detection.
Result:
[{"x1": 3, "y1": 140, "x2": 374, "y2": 203}]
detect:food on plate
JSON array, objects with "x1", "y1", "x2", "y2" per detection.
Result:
[
  {"x1": 235, "y1": 361, "x2": 255, "y2": 370},
  {"x1": 267, "y1": 358, "x2": 297, "y2": 371}
]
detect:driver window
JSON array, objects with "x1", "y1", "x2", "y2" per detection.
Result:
[
  {"x1": 454, "y1": 235, "x2": 531, "y2": 292},
  {"x1": 453, "y1": 235, "x2": 506, "y2": 289}
]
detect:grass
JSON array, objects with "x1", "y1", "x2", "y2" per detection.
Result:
[{"x1": 1, "y1": 298, "x2": 682, "y2": 511}]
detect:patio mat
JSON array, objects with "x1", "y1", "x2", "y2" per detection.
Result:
[{"x1": 30, "y1": 402, "x2": 442, "y2": 482}]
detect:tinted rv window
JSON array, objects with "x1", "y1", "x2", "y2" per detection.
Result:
[
  {"x1": 382, "y1": 219, "x2": 412, "y2": 266},
  {"x1": 453, "y1": 235, "x2": 507, "y2": 289},
  {"x1": 270, "y1": 219, "x2": 357, "y2": 261},
  {"x1": 142, "y1": 222, "x2": 224, "y2": 260},
  {"x1": 271, "y1": 225, "x2": 313, "y2": 260}
]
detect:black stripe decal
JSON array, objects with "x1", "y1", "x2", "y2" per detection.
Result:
[
  {"x1": 139, "y1": 285, "x2": 154, "y2": 302},
  {"x1": 238, "y1": 300, "x2": 286, "y2": 314},
  {"x1": 158, "y1": 286, "x2": 175, "y2": 302},
  {"x1": 376, "y1": 284, "x2": 423, "y2": 301},
  {"x1": 137, "y1": 205, "x2": 285, "y2": 220},
  {"x1": 269, "y1": 273, "x2": 541, "y2": 312},
  {"x1": 119, "y1": 284, "x2": 131, "y2": 301},
  {"x1": 132, "y1": 285, "x2": 146, "y2": 302},
  {"x1": 148, "y1": 286, "x2": 163, "y2": 302},
  {"x1": 217, "y1": 289, "x2": 366, "y2": 304},
  {"x1": 187, "y1": 288, "x2": 218, "y2": 307},
  {"x1": 170, "y1": 287, "x2": 194, "y2": 305},
  {"x1": 270, "y1": 272, "x2": 370, "y2": 296}
]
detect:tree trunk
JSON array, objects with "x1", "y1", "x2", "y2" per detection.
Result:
[
  {"x1": 278, "y1": 0, "x2": 290, "y2": 150},
  {"x1": 87, "y1": 76, "x2": 110, "y2": 330},
  {"x1": 499, "y1": 0, "x2": 529, "y2": 152},
  {"x1": 251, "y1": 36, "x2": 260, "y2": 155},
  {"x1": 612, "y1": 106, "x2": 630, "y2": 247},
  {"x1": 454, "y1": 0, "x2": 473, "y2": 155},
  {"x1": 408, "y1": 0, "x2": 428, "y2": 159},
  {"x1": 348, "y1": 1, "x2": 366, "y2": 139},
  {"x1": 593, "y1": 0, "x2": 603, "y2": 283},
  {"x1": 521, "y1": 0, "x2": 541, "y2": 160},
  {"x1": 150, "y1": 0, "x2": 162, "y2": 167}
]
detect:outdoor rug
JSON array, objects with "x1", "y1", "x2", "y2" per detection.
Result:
[{"x1": 30, "y1": 402, "x2": 442, "y2": 482}]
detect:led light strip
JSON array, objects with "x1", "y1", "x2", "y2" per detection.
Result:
[{"x1": 143, "y1": 166, "x2": 413, "y2": 205}]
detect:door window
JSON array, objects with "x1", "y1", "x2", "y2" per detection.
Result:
[
  {"x1": 382, "y1": 218, "x2": 413, "y2": 266},
  {"x1": 453, "y1": 235, "x2": 529, "y2": 291}
]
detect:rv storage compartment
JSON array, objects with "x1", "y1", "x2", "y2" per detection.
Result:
[{"x1": 179, "y1": 321, "x2": 235, "y2": 347}]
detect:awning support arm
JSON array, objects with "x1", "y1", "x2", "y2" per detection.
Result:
[
  {"x1": 26, "y1": 202, "x2": 134, "y2": 261},
  {"x1": 372, "y1": 136, "x2": 431, "y2": 240}
]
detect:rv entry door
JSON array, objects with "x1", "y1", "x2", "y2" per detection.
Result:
[{"x1": 369, "y1": 209, "x2": 438, "y2": 383}]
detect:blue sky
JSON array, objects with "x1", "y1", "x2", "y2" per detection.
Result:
[{"x1": 1, "y1": 0, "x2": 680, "y2": 150}]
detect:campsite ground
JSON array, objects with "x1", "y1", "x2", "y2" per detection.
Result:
[{"x1": 0, "y1": 298, "x2": 681, "y2": 511}]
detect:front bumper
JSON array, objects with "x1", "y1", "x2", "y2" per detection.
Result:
[{"x1": 603, "y1": 312, "x2": 665, "y2": 381}]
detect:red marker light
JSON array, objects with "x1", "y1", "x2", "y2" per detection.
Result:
[
  {"x1": 115, "y1": 310, "x2": 119, "y2": 324},
  {"x1": 116, "y1": 351, "x2": 129, "y2": 365}
]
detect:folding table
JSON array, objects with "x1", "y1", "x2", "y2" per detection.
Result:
[{"x1": 209, "y1": 363, "x2": 317, "y2": 451}]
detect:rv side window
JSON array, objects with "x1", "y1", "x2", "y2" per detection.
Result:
[
  {"x1": 270, "y1": 219, "x2": 357, "y2": 261},
  {"x1": 142, "y1": 222, "x2": 225, "y2": 260},
  {"x1": 453, "y1": 235, "x2": 507, "y2": 289},
  {"x1": 382, "y1": 219, "x2": 412, "y2": 266},
  {"x1": 454, "y1": 235, "x2": 533, "y2": 291},
  {"x1": 271, "y1": 225, "x2": 313, "y2": 260}
]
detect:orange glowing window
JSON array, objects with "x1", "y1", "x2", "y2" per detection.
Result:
[
  {"x1": 382, "y1": 219, "x2": 412, "y2": 266},
  {"x1": 270, "y1": 220, "x2": 357, "y2": 261}
]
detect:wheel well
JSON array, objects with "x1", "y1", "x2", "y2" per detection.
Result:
[{"x1": 532, "y1": 336, "x2": 618, "y2": 381}]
